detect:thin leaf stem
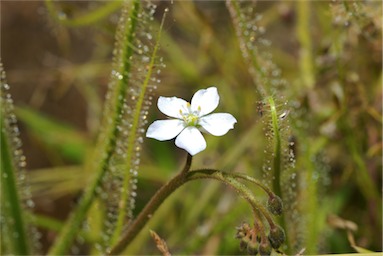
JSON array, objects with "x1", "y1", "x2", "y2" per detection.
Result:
[
  {"x1": 297, "y1": 0, "x2": 315, "y2": 89},
  {"x1": 0, "y1": 120, "x2": 30, "y2": 255},
  {"x1": 267, "y1": 96, "x2": 282, "y2": 198},
  {"x1": 226, "y1": 0, "x2": 267, "y2": 96},
  {"x1": 111, "y1": 8, "x2": 168, "y2": 245},
  {"x1": 47, "y1": 1, "x2": 141, "y2": 254}
]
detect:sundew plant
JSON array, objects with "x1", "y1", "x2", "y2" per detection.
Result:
[{"x1": 1, "y1": 1, "x2": 382, "y2": 255}]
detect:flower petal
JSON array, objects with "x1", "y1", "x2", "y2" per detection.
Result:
[
  {"x1": 158, "y1": 96, "x2": 188, "y2": 119},
  {"x1": 175, "y1": 126, "x2": 207, "y2": 155},
  {"x1": 199, "y1": 113, "x2": 237, "y2": 136},
  {"x1": 146, "y1": 119, "x2": 185, "y2": 141},
  {"x1": 190, "y1": 87, "x2": 219, "y2": 116}
]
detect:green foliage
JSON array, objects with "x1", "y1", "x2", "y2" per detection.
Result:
[
  {"x1": 1, "y1": 0, "x2": 381, "y2": 255},
  {"x1": 0, "y1": 63, "x2": 32, "y2": 254},
  {"x1": 15, "y1": 106, "x2": 88, "y2": 163}
]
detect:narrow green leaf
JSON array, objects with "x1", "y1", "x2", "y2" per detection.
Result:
[
  {"x1": 45, "y1": 0, "x2": 122, "y2": 27},
  {"x1": 0, "y1": 63, "x2": 31, "y2": 255},
  {"x1": 110, "y1": 7, "x2": 168, "y2": 247},
  {"x1": 15, "y1": 106, "x2": 88, "y2": 163},
  {"x1": 47, "y1": 0, "x2": 145, "y2": 254}
]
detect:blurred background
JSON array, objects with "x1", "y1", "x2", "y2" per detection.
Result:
[{"x1": 2, "y1": 1, "x2": 382, "y2": 255}]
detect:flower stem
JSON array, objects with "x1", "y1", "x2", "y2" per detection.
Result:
[
  {"x1": 181, "y1": 154, "x2": 193, "y2": 174},
  {"x1": 187, "y1": 169, "x2": 276, "y2": 228},
  {"x1": 229, "y1": 172, "x2": 274, "y2": 197},
  {"x1": 108, "y1": 163, "x2": 278, "y2": 255},
  {"x1": 107, "y1": 154, "x2": 192, "y2": 255}
]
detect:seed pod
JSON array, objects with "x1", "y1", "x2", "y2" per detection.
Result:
[
  {"x1": 268, "y1": 225, "x2": 286, "y2": 249},
  {"x1": 267, "y1": 194, "x2": 283, "y2": 215},
  {"x1": 258, "y1": 239, "x2": 272, "y2": 256},
  {"x1": 246, "y1": 240, "x2": 259, "y2": 255},
  {"x1": 239, "y1": 237, "x2": 249, "y2": 252}
]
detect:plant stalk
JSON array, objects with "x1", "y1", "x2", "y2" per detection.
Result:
[
  {"x1": 109, "y1": 164, "x2": 281, "y2": 255},
  {"x1": 108, "y1": 154, "x2": 192, "y2": 255}
]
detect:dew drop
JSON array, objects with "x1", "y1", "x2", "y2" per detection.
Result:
[
  {"x1": 58, "y1": 11, "x2": 67, "y2": 21},
  {"x1": 142, "y1": 56, "x2": 150, "y2": 62},
  {"x1": 95, "y1": 243, "x2": 102, "y2": 252},
  {"x1": 26, "y1": 199, "x2": 35, "y2": 208}
]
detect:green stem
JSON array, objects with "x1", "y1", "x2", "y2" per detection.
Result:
[
  {"x1": 301, "y1": 148, "x2": 318, "y2": 254},
  {"x1": 226, "y1": 0, "x2": 267, "y2": 96},
  {"x1": 187, "y1": 169, "x2": 276, "y2": 229},
  {"x1": 267, "y1": 97, "x2": 282, "y2": 198},
  {"x1": 230, "y1": 172, "x2": 274, "y2": 197},
  {"x1": 108, "y1": 165, "x2": 279, "y2": 255},
  {"x1": 108, "y1": 154, "x2": 192, "y2": 255},
  {"x1": 0, "y1": 120, "x2": 30, "y2": 255},
  {"x1": 47, "y1": 1, "x2": 141, "y2": 254},
  {"x1": 297, "y1": 0, "x2": 315, "y2": 90},
  {"x1": 267, "y1": 96, "x2": 292, "y2": 250}
]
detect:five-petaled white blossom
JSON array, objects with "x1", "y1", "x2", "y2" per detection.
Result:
[{"x1": 146, "y1": 87, "x2": 237, "y2": 155}]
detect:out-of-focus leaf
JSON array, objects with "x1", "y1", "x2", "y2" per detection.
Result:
[
  {"x1": 29, "y1": 166, "x2": 84, "y2": 198},
  {"x1": 15, "y1": 106, "x2": 88, "y2": 163},
  {"x1": 45, "y1": 0, "x2": 122, "y2": 27}
]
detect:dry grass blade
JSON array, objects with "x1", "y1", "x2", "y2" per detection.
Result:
[{"x1": 149, "y1": 230, "x2": 171, "y2": 256}]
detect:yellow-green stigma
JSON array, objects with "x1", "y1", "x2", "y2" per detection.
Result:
[
  {"x1": 180, "y1": 103, "x2": 200, "y2": 127},
  {"x1": 183, "y1": 113, "x2": 199, "y2": 126}
]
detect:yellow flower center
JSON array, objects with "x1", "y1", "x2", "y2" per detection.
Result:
[
  {"x1": 183, "y1": 113, "x2": 199, "y2": 126},
  {"x1": 179, "y1": 103, "x2": 201, "y2": 127}
]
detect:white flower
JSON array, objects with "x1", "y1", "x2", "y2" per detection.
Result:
[{"x1": 146, "y1": 87, "x2": 237, "y2": 155}]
